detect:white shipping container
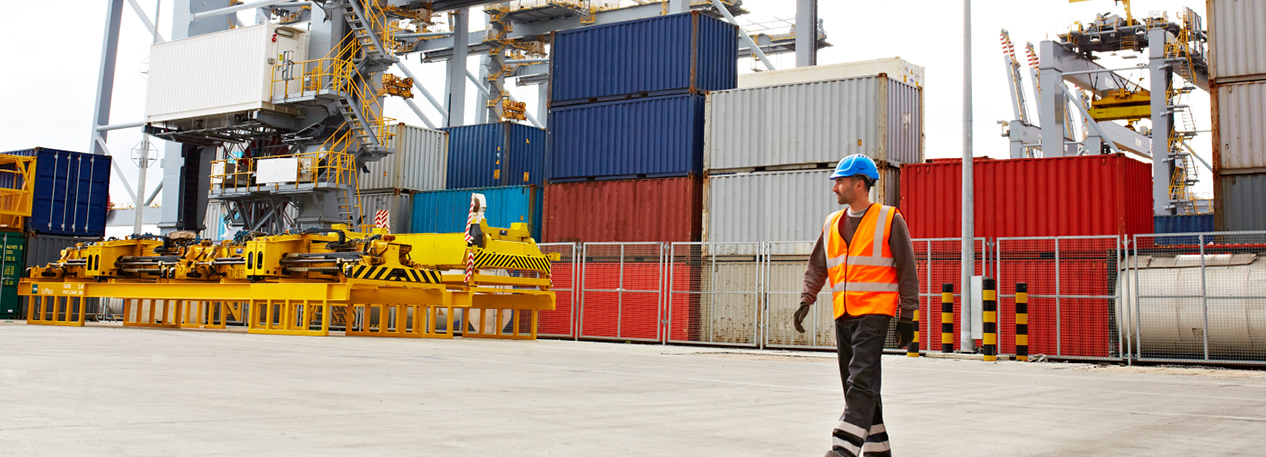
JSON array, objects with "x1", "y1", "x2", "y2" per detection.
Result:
[
  {"x1": 146, "y1": 23, "x2": 308, "y2": 123},
  {"x1": 738, "y1": 57, "x2": 925, "y2": 89},
  {"x1": 703, "y1": 168, "x2": 901, "y2": 244},
  {"x1": 361, "y1": 124, "x2": 449, "y2": 192},
  {"x1": 705, "y1": 76, "x2": 923, "y2": 171},
  {"x1": 1208, "y1": 0, "x2": 1266, "y2": 82},
  {"x1": 359, "y1": 192, "x2": 413, "y2": 233},
  {"x1": 1216, "y1": 80, "x2": 1266, "y2": 170}
]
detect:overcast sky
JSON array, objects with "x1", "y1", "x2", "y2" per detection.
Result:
[{"x1": 0, "y1": 0, "x2": 1213, "y2": 208}]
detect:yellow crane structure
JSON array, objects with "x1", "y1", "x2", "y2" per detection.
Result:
[{"x1": 20, "y1": 195, "x2": 559, "y2": 340}]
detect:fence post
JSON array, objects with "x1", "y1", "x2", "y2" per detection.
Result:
[
  {"x1": 983, "y1": 278, "x2": 997, "y2": 361},
  {"x1": 941, "y1": 283, "x2": 954, "y2": 353},
  {"x1": 1015, "y1": 283, "x2": 1028, "y2": 362}
]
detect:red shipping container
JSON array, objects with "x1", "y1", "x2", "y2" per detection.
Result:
[
  {"x1": 544, "y1": 177, "x2": 703, "y2": 243},
  {"x1": 900, "y1": 154, "x2": 1153, "y2": 238}
]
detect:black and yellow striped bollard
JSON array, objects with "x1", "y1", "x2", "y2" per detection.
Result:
[
  {"x1": 906, "y1": 309, "x2": 920, "y2": 357},
  {"x1": 983, "y1": 278, "x2": 997, "y2": 362},
  {"x1": 1015, "y1": 283, "x2": 1028, "y2": 362},
  {"x1": 941, "y1": 284, "x2": 954, "y2": 353}
]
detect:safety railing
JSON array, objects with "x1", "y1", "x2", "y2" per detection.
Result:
[
  {"x1": 209, "y1": 151, "x2": 358, "y2": 194},
  {"x1": 538, "y1": 242, "x2": 579, "y2": 339},
  {"x1": 577, "y1": 242, "x2": 665, "y2": 343},
  {"x1": 912, "y1": 238, "x2": 988, "y2": 354},
  {"x1": 763, "y1": 241, "x2": 833, "y2": 350},
  {"x1": 666, "y1": 242, "x2": 763, "y2": 348},
  {"x1": 0, "y1": 154, "x2": 35, "y2": 230}
]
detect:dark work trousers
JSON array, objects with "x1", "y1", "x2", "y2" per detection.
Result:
[{"x1": 830, "y1": 314, "x2": 892, "y2": 457}]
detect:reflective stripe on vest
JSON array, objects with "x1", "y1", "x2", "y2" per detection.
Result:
[{"x1": 823, "y1": 204, "x2": 900, "y2": 318}]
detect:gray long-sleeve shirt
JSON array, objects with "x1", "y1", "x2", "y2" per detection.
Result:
[{"x1": 801, "y1": 204, "x2": 919, "y2": 318}]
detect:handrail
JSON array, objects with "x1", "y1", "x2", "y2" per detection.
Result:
[{"x1": 209, "y1": 151, "x2": 358, "y2": 192}]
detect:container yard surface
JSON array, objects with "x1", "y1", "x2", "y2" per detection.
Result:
[{"x1": 2, "y1": 323, "x2": 1263, "y2": 456}]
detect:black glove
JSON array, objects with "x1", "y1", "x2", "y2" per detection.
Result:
[
  {"x1": 792, "y1": 303, "x2": 812, "y2": 333},
  {"x1": 895, "y1": 317, "x2": 914, "y2": 349}
]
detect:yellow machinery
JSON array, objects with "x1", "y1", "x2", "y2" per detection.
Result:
[
  {"x1": 0, "y1": 154, "x2": 36, "y2": 231},
  {"x1": 20, "y1": 195, "x2": 559, "y2": 340}
]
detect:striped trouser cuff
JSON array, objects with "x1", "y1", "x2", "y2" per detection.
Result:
[
  {"x1": 862, "y1": 423, "x2": 891, "y2": 456},
  {"x1": 831, "y1": 422, "x2": 866, "y2": 457}
]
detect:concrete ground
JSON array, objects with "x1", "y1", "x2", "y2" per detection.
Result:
[{"x1": 1, "y1": 322, "x2": 1263, "y2": 456}]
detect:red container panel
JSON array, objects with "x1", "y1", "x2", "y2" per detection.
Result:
[
  {"x1": 578, "y1": 262, "x2": 694, "y2": 341},
  {"x1": 544, "y1": 177, "x2": 703, "y2": 243},
  {"x1": 900, "y1": 154, "x2": 1153, "y2": 238}
]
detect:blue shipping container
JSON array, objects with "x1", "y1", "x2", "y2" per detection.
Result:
[
  {"x1": 3, "y1": 148, "x2": 111, "y2": 237},
  {"x1": 1153, "y1": 214, "x2": 1215, "y2": 245},
  {"x1": 550, "y1": 11, "x2": 737, "y2": 106},
  {"x1": 549, "y1": 94, "x2": 705, "y2": 181},
  {"x1": 443, "y1": 122, "x2": 547, "y2": 189},
  {"x1": 410, "y1": 186, "x2": 542, "y2": 239}
]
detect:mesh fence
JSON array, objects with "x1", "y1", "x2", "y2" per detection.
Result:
[
  {"x1": 666, "y1": 243, "x2": 762, "y2": 347},
  {"x1": 578, "y1": 243, "x2": 665, "y2": 342},
  {"x1": 1130, "y1": 231, "x2": 1266, "y2": 365},
  {"x1": 912, "y1": 238, "x2": 987, "y2": 353},
  {"x1": 996, "y1": 236, "x2": 1122, "y2": 361},
  {"x1": 538, "y1": 243, "x2": 579, "y2": 339},
  {"x1": 764, "y1": 242, "x2": 834, "y2": 349}
]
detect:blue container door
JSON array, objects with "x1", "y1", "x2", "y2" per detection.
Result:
[{"x1": 505, "y1": 124, "x2": 547, "y2": 187}]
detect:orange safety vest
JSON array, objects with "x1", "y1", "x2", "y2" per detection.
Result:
[{"x1": 822, "y1": 204, "x2": 900, "y2": 318}]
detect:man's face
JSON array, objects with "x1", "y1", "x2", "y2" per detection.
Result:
[{"x1": 832, "y1": 177, "x2": 861, "y2": 205}]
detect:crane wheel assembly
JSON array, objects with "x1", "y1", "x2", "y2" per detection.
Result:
[{"x1": 19, "y1": 196, "x2": 558, "y2": 340}]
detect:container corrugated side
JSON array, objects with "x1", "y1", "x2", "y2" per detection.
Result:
[
  {"x1": 200, "y1": 202, "x2": 231, "y2": 241},
  {"x1": 411, "y1": 186, "x2": 541, "y2": 238},
  {"x1": 444, "y1": 122, "x2": 546, "y2": 189},
  {"x1": 703, "y1": 168, "x2": 901, "y2": 243},
  {"x1": 737, "y1": 57, "x2": 925, "y2": 89},
  {"x1": 549, "y1": 94, "x2": 704, "y2": 181},
  {"x1": 5, "y1": 148, "x2": 112, "y2": 237},
  {"x1": 1216, "y1": 80, "x2": 1266, "y2": 171},
  {"x1": 1153, "y1": 214, "x2": 1215, "y2": 245},
  {"x1": 22, "y1": 233, "x2": 95, "y2": 317},
  {"x1": 0, "y1": 233, "x2": 25, "y2": 318},
  {"x1": 543, "y1": 177, "x2": 701, "y2": 243},
  {"x1": 1208, "y1": 0, "x2": 1266, "y2": 82},
  {"x1": 1218, "y1": 172, "x2": 1266, "y2": 231},
  {"x1": 361, "y1": 124, "x2": 447, "y2": 192},
  {"x1": 900, "y1": 155, "x2": 1152, "y2": 238},
  {"x1": 360, "y1": 192, "x2": 413, "y2": 233},
  {"x1": 549, "y1": 12, "x2": 737, "y2": 105},
  {"x1": 705, "y1": 76, "x2": 922, "y2": 171}
]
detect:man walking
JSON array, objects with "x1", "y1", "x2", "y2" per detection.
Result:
[{"x1": 795, "y1": 154, "x2": 919, "y2": 457}]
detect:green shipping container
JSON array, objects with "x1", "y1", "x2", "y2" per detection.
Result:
[{"x1": 0, "y1": 232, "x2": 25, "y2": 319}]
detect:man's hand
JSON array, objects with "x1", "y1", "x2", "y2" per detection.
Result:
[
  {"x1": 895, "y1": 317, "x2": 914, "y2": 349},
  {"x1": 793, "y1": 303, "x2": 812, "y2": 333}
]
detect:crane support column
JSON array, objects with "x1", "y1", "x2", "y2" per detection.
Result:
[
  {"x1": 795, "y1": 0, "x2": 817, "y2": 67},
  {"x1": 445, "y1": 8, "x2": 469, "y2": 127},
  {"x1": 1038, "y1": 41, "x2": 1069, "y2": 157},
  {"x1": 1149, "y1": 28, "x2": 1174, "y2": 216},
  {"x1": 89, "y1": 0, "x2": 124, "y2": 156}
]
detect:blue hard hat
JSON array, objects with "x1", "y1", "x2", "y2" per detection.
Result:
[{"x1": 830, "y1": 154, "x2": 880, "y2": 181}]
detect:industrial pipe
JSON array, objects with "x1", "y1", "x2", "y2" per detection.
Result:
[{"x1": 191, "y1": 0, "x2": 310, "y2": 21}]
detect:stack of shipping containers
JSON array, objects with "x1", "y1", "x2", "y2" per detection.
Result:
[
  {"x1": 1209, "y1": 0, "x2": 1266, "y2": 230},
  {"x1": 0, "y1": 147, "x2": 111, "y2": 319},
  {"x1": 540, "y1": 12, "x2": 737, "y2": 340},
  {"x1": 357, "y1": 123, "x2": 448, "y2": 233},
  {"x1": 411, "y1": 122, "x2": 546, "y2": 237},
  {"x1": 701, "y1": 60, "x2": 925, "y2": 345}
]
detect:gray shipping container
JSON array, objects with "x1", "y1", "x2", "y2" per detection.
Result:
[
  {"x1": 703, "y1": 167, "x2": 901, "y2": 244},
  {"x1": 1208, "y1": 0, "x2": 1266, "y2": 82},
  {"x1": 360, "y1": 124, "x2": 447, "y2": 192},
  {"x1": 704, "y1": 75, "x2": 923, "y2": 171},
  {"x1": 1215, "y1": 80, "x2": 1266, "y2": 171},
  {"x1": 359, "y1": 192, "x2": 413, "y2": 233},
  {"x1": 1217, "y1": 172, "x2": 1266, "y2": 231},
  {"x1": 200, "y1": 201, "x2": 231, "y2": 240}
]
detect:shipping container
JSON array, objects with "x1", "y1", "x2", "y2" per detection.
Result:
[
  {"x1": 549, "y1": 11, "x2": 737, "y2": 106},
  {"x1": 146, "y1": 23, "x2": 308, "y2": 123},
  {"x1": 705, "y1": 76, "x2": 923, "y2": 171},
  {"x1": 1153, "y1": 214, "x2": 1215, "y2": 239},
  {"x1": 360, "y1": 124, "x2": 447, "y2": 192},
  {"x1": 22, "y1": 233, "x2": 97, "y2": 319},
  {"x1": 411, "y1": 186, "x2": 542, "y2": 238},
  {"x1": 738, "y1": 57, "x2": 925, "y2": 89},
  {"x1": 359, "y1": 192, "x2": 413, "y2": 233},
  {"x1": 444, "y1": 122, "x2": 546, "y2": 189},
  {"x1": 704, "y1": 167, "x2": 901, "y2": 243},
  {"x1": 549, "y1": 94, "x2": 705, "y2": 181},
  {"x1": 1218, "y1": 172, "x2": 1266, "y2": 231},
  {"x1": 1208, "y1": 0, "x2": 1266, "y2": 82},
  {"x1": 543, "y1": 177, "x2": 702, "y2": 243},
  {"x1": 0, "y1": 232, "x2": 25, "y2": 319},
  {"x1": 900, "y1": 155, "x2": 1153, "y2": 238},
  {"x1": 5, "y1": 148, "x2": 112, "y2": 237},
  {"x1": 200, "y1": 201, "x2": 232, "y2": 241},
  {"x1": 1214, "y1": 80, "x2": 1266, "y2": 170}
]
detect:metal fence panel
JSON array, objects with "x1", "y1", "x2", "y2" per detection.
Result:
[
  {"x1": 538, "y1": 243, "x2": 579, "y2": 339},
  {"x1": 666, "y1": 243, "x2": 762, "y2": 347},
  {"x1": 763, "y1": 241, "x2": 834, "y2": 349},
  {"x1": 913, "y1": 238, "x2": 987, "y2": 354},
  {"x1": 1130, "y1": 231, "x2": 1266, "y2": 365},
  {"x1": 996, "y1": 236, "x2": 1123, "y2": 362},
  {"x1": 579, "y1": 243, "x2": 666, "y2": 343}
]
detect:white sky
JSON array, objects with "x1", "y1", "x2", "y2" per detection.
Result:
[{"x1": 0, "y1": 0, "x2": 1213, "y2": 208}]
